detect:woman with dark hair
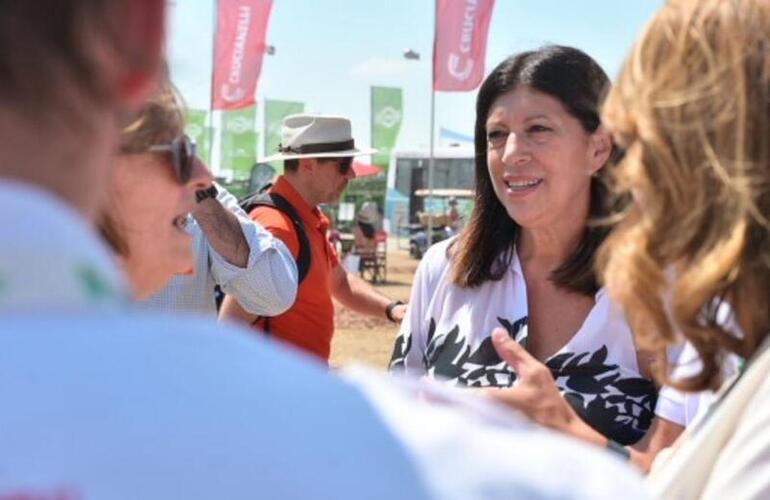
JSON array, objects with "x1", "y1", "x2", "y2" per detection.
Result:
[
  {"x1": 390, "y1": 45, "x2": 657, "y2": 446},
  {"x1": 487, "y1": 2, "x2": 770, "y2": 493}
]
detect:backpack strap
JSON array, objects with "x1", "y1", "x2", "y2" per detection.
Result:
[
  {"x1": 239, "y1": 191, "x2": 312, "y2": 335},
  {"x1": 241, "y1": 192, "x2": 311, "y2": 285}
]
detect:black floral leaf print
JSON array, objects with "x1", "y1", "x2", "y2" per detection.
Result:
[
  {"x1": 560, "y1": 350, "x2": 620, "y2": 394},
  {"x1": 496, "y1": 316, "x2": 528, "y2": 346},
  {"x1": 565, "y1": 374, "x2": 614, "y2": 395},
  {"x1": 388, "y1": 330, "x2": 412, "y2": 372},
  {"x1": 417, "y1": 318, "x2": 658, "y2": 444},
  {"x1": 614, "y1": 377, "x2": 658, "y2": 397},
  {"x1": 634, "y1": 398, "x2": 655, "y2": 431},
  {"x1": 428, "y1": 321, "x2": 517, "y2": 388},
  {"x1": 425, "y1": 324, "x2": 461, "y2": 370},
  {"x1": 556, "y1": 350, "x2": 618, "y2": 379},
  {"x1": 589, "y1": 345, "x2": 608, "y2": 365},
  {"x1": 564, "y1": 391, "x2": 585, "y2": 408},
  {"x1": 548, "y1": 346, "x2": 657, "y2": 445},
  {"x1": 467, "y1": 336, "x2": 504, "y2": 364},
  {"x1": 595, "y1": 372, "x2": 622, "y2": 387},
  {"x1": 425, "y1": 318, "x2": 437, "y2": 345},
  {"x1": 545, "y1": 352, "x2": 573, "y2": 371},
  {"x1": 423, "y1": 320, "x2": 448, "y2": 369},
  {"x1": 565, "y1": 352, "x2": 590, "y2": 369}
]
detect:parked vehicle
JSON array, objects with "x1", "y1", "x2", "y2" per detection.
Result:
[
  {"x1": 384, "y1": 147, "x2": 474, "y2": 234},
  {"x1": 407, "y1": 188, "x2": 474, "y2": 259}
]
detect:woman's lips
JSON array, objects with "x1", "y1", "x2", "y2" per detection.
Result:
[{"x1": 503, "y1": 176, "x2": 543, "y2": 195}]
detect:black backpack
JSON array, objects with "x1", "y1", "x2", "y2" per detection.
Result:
[{"x1": 240, "y1": 191, "x2": 311, "y2": 286}]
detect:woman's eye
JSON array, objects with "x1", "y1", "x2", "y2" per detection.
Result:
[
  {"x1": 486, "y1": 130, "x2": 508, "y2": 145},
  {"x1": 527, "y1": 125, "x2": 552, "y2": 134}
]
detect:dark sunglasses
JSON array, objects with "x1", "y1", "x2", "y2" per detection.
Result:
[
  {"x1": 325, "y1": 157, "x2": 354, "y2": 176},
  {"x1": 148, "y1": 134, "x2": 197, "y2": 184}
]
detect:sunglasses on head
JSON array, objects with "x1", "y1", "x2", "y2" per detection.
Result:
[
  {"x1": 325, "y1": 157, "x2": 353, "y2": 176},
  {"x1": 148, "y1": 134, "x2": 197, "y2": 184}
]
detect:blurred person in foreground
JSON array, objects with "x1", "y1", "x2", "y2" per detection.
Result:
[
  {"x1": 0, "y1": 2, "x2": 645, "y2": 499},
  {"x1": 139, "y1": 180, "x2": 298, "y2": 316},
  {"x1": 487, "y1": 0, "x2": 770, "y2": 497},
  {"x1": 390, "y1": 45, "x2": 658, "y2": 447},
  {"x1": 100, "y1": 81, "x2": 213, "y2": 299},
  {"x1": 121, "y1": 82, "x2": 298, "y2": 316}
]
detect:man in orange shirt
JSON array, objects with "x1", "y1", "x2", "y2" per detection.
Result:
[{"x1": 219, "y1": 114, "x2": 406, "y2": 362}]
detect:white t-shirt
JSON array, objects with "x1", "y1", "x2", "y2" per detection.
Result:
[
  {"x1": 391, "y1": 238, "x2": 657, "y2": 445},
  {"x1": 655, "y1": 303, "x2": 743, "y2": 427},
  {"x1": 0, "y1": 181, "x2": 649, "y2": 500}
]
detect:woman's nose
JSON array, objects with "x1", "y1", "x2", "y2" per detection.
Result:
[
  {"x1": 188, "y1": 157, "x2": 214, "y2": 191},
  {"x1": 501, "y1": 133, "x2": 531, "y2": 166}
]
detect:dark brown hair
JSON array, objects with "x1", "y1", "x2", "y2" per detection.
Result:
[
  {"x1": 0, "y1": 1, "x2": 124, "y2": 118},
  {"x1": 452, "y1": 45, "x2": 622, "y2": 295}
]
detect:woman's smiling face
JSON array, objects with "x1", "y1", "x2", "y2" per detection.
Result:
[
  {"x1": 485, "y1": 85, "x2": 609, "y2": 230},
  {"x1": 110, "y1": 148, "x2": 211, "y2": 299}
]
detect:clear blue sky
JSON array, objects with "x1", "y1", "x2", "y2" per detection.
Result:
[{"x1": 168, "y1": 0, "x2": 661, "y2": 171}]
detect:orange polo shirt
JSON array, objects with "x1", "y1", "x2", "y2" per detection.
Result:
[{"x1": 249, "y1": 177, "x2": 339, "y2": 361}]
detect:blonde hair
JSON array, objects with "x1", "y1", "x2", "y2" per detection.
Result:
[
  {"x1": 100, "y1": 76, "x2": 187, "y2": 256},
  {"x1": 598, "y1": 0, "x2": 770, "y2": 391},
  {"x1": 119, "y1": 74, "x2": 186, "y2": 153}
]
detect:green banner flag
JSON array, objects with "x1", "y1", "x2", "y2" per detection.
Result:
[
  {"x1": 221, "y1": 106, "x2": 257, "y2": 180},
  {"x1": 264, "y1": 99, "x2": 304, "y2": 172},
  {"x1": 371, "y1": 86, "x2": 403, "y2": 170},
  {"x1": 185, "y1": 109, "x2": 212, "y2": 167}
]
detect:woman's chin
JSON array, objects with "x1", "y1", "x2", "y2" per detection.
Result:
[
  {"x1": 126, "y1": 258, "x2": 194, "y2": 301},
  {"x1": 173, "y1": 254, "x2": 196, "y2": 276},
  {"x1": 130, "y1": 274, "x2": 169, "y2": 301}
]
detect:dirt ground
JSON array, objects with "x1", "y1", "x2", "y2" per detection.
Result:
[{"x1": 330, "y1": 241, "x2": 418, "y2": 370}]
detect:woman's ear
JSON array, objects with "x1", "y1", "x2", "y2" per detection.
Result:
[{"x1": 588, "y1": 125, "x2": 613, "y2": 174}]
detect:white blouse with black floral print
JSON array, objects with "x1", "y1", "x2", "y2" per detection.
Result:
[{"x1": 390, "y1": 237, "x2": 657, "y2": 445}]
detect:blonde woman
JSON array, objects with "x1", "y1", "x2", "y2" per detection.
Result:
[
  {"x1": 101, "y1": 81, "x2": 213, "y2": 298},
  {"x1": 487, "y1": 0, "x2": 770, "y2": 497}
]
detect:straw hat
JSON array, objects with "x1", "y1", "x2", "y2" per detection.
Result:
[{"x1": 260, "y1": 114, "x2": 376, "y2": 162}]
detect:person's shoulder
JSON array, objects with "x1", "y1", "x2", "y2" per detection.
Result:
[
  {"x1": 0, "y1": 311, "x2": 435, "y2": 499},
  {"x1": 250, "y1": 203, "x2": 293, "y2": 228},
  {"x1": 249, "y1": 204, "x2": 300, "y2": 255},
  {"x1": 592, "y1": 287, "x2": 631, "y2": 328},
  {"x1": 415, "y1": 236, "x2": 456, "y2": 283},
  {"x1": 421, "y1": 236, "x2": 456, "y2": 266}
]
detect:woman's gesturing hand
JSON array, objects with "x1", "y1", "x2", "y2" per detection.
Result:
[{"x1": 482, "y1": 328, "x2": 605, "y2": 446}]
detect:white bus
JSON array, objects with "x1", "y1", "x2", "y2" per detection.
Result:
[{"x1": 384, "y1": 146, "x2": 475, "y2": 233}]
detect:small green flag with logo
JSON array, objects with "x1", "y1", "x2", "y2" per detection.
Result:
[
  {"x1": 185, "y1": 109, "x2": 212, "y2": 166},
  {"x1": 265, "y1": 99, "x2": 304, "y2": 173},
  {"x1": 371, "y1": 86, "x2": 403, "y2": 170},
  {"x1": 221, "y1": 105, "x2": 257, "y2": 179}
]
